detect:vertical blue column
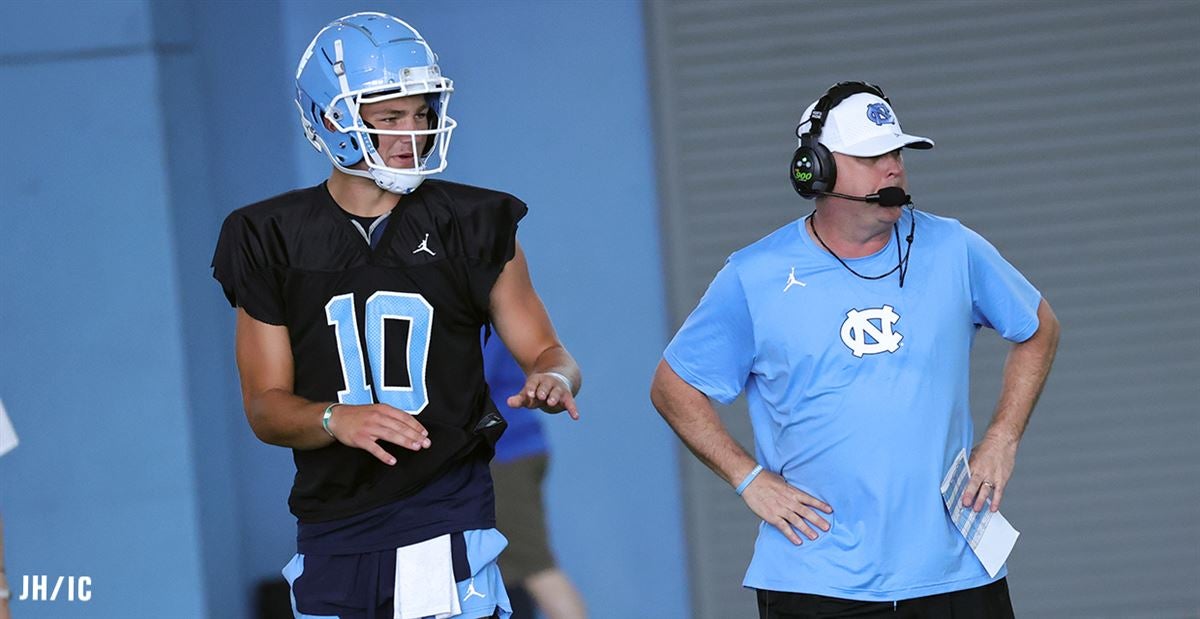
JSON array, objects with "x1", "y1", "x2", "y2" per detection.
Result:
[
  {"x1": 0, "y1": 1, "x2": 208, "y2": 616},
  {"x1": 157, "y1": 1, "x2": 301, "y2": 615}
]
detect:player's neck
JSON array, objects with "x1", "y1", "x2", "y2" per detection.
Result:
[
  {"x1": 327, "y1": 168, "x2": 401, "y2": 218},
  {"x1": 809, "y1": 204, "x2": 893, "y2": 258}
]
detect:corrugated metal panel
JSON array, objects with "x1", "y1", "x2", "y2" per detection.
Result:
[{"x1": 647, "y1": 1, "x2": 1200, "y2": 617}]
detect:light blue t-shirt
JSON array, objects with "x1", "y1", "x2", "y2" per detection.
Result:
[{"x1": 664, "y1": 209, "x2": 1041, "y2": 601}]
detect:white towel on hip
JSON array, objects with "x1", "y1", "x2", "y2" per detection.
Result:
[{"x1": 394, "y1": 533, "x2": 461, "y2": 619}]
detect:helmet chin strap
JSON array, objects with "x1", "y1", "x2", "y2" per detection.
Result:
[
  {"x1": 368, "y1": 169, "x2": 426, "y2": 195},
  {"x1": 329, "y1": 156, "x2": 425, "y2": 195},
  {"x1": 360, "y1": 133, "x2": 427, "y2": 195}
]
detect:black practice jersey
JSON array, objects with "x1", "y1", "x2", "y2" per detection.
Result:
[{"x1": 212, "y1": 180, "x2": 525, "y2": 522}]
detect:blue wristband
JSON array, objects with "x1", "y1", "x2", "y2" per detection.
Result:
[{"x1": 735, "y1": 464, "x2": 764, "y2": 496}]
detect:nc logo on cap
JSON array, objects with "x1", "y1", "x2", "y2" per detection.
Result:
[{"x1": 866, "y1": 103, "x2": 894, "y2": 126}]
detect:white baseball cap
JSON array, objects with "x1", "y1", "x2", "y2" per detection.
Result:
[{"x1": 798, "y1": 92, "x2": 934, "y2": 157}]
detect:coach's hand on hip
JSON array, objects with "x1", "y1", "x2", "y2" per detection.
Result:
[{"x1": 741, "y1": 470, "x2": 834, "y2": 546}]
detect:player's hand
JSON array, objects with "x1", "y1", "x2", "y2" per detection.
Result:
[
  {"x1": 326, "y1": 403, "x2": 431, "y2": 465},
  {"x1": 507, "y1": 372, "x2": 580, "y2": 420},
  {"x1": 963, "y1": 433, "x2": 1019, "y2": 513},
  {"x1": 741, "y1": 470, "x2": 833, "y2": 546}
]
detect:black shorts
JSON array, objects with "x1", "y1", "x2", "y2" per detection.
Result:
[{"x1": 757, "y1": 578, "x2": 1014, "y2": 619}]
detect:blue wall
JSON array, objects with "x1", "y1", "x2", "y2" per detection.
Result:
[
  {"x1": 0, "y1": 1, "x2": 208, "y2": 616},
  {"x1": 0, "y1": 2, "x2": 687, "y2": 617}
]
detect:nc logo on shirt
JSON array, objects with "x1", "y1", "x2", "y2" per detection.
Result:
[{"x1": 840, "y1": 305, "x2": 903, "y2": 357}]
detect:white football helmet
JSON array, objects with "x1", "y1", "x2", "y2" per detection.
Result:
[{"x1": 296, "y1": 12, "x2": 456, "y2": 194}]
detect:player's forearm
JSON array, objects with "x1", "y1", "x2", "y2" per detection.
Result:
[
  {"x1": 244, "y1": 388, "x2": 336, "y2": 450},
  {"x1": 650, "y1": 361, "x2": 757, "y2": 487},
  {"x1": 984, "y1": 299, "x2": 1060, "y2": 445}
]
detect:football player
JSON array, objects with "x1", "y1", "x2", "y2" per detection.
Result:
[{"x1": 212, "y1": 13, "x2": 580, "y2": 619}]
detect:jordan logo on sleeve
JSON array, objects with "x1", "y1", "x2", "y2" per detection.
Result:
[{"x1": 841, "y1": 305, "x2": 903, "y2": 357}]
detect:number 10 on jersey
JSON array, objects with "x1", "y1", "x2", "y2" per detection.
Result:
[{"x1": 324, "y1": 292, "x2": 433, "y2": 414}]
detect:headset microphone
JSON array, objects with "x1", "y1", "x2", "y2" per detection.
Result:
[{"x1": 817, "y1": 186, "x2": 912, "y2": 207}]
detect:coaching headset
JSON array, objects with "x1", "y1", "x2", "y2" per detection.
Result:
[{"x1": 790, "y1": 81, "x2": 912, "y2": 207}]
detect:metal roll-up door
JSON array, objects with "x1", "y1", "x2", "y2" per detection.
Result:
[{"x1": 646, "y1": 2, "x2": 1200, "y2": 616}]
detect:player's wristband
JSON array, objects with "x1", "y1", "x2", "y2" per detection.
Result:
[
  {"x1": 735, "y1": 464, "x2": 764, "y2": 496},
  {"x1": 322, "y1": 403, "x2": 340, "y2": 439},
  {"x1": 543, "y1": 371, "x2": 575, "y2": 395}
]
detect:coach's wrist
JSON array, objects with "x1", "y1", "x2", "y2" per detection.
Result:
[
  {"x1": 982, "y1": 426, "x2": 1021, "y2": 448},
  {"x1": 735, "y1": 464, "x2": 764, "y2": 496}
]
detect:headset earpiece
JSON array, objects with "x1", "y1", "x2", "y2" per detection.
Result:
[{"x1": 791, "y1": 133, "x2": 836, "y2": 199}]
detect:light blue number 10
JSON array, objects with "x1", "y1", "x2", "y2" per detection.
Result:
[{"x1": 324, "y1": 292, "x2": 434, "y2": 414}]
